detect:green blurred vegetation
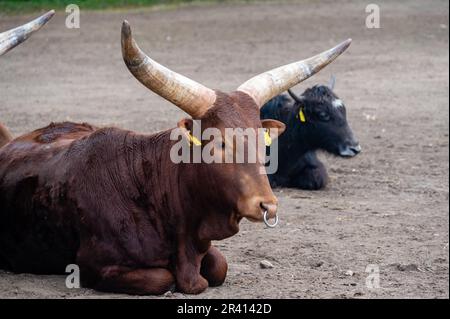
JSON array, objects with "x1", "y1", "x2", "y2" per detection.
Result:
[{"x1": 0, "y1": 0, "x2": 229, "y2": 14}]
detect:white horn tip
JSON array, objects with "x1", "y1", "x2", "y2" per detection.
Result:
[
  {"x1": 122, "y1": 20, "x2": 132, "y2": 38},
  {"x1": 343, "y1": 38, "x2": 352, "y2": 49},
  {"x1": 329, "y1": 38, "x2": 352, "y2": 58},
  {"x1": 121, "y1": 20, "x2": 139, "y2": 64},
  {"x1": 40, "y1": 10, "x2": 56, "y2": 24}
]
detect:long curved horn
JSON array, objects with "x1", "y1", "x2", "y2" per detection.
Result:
[
  {"x1": 0, "y1": 10, "x2": 55, "y2": 56},
  {"x1": 237, "y1": 39, "x2": 352, "y2": 107},
  {"x1": 121, "y1": 21, "x2": 217, "y2": 118}
]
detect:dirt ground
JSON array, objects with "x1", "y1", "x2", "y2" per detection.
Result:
[{"x1": 0, "y1": 0, "x2": 448, "y2": 299}]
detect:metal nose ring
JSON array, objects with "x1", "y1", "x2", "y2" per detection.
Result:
[{"x1": 263, "y1": 210, "x2": 279, "y2": 228}]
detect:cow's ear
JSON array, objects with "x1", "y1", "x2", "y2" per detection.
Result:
[
  {"x1": 177, "y1": 118, "x2": 193, "y2": 142},
  {"x1": 177, "y1": 118, "x2": 201, "y2": 146},
  {"x1": 261, "y1": 119, "x2": 286, "y2": 139},
  {"x1": 177, "y1": 118, "x2": 193, "y2": 132}
]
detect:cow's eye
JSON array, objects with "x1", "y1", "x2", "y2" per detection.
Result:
[{"x1": 318, "y1": 111, "x2": 330, "y2": 121}]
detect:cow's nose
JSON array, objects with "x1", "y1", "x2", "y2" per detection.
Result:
[
  {"x1": 339, "y1": 143, "x2": 361, "y2": 157},
  {"x1": 260, "y1": 202, "x2": 278, "y2": 219},
  {"x1": 350, "y1": 144, "x2": 362, "y2": 154}
]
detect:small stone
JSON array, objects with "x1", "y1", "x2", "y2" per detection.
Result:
[
  {"x1": 163, "y1": 291, "x2": 172, "y2": 297},
  {"x1": 309, "y1": 260, "x2": 324, "y2": 268},
  {"x1": 260, "y1": 260, "x2": 274, "y2": 269},
  {"x1": 396, "y1": 263, "x2": 419, "y2": 272},
  {"x1": 345, "y1": 270, "x2": 354, "y2": 276},
  {"x1": 434, "y1": 257, "x2": 447, "y2": 263}
]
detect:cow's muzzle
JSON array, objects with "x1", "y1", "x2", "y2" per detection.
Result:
[
  {"x1": 261, "y1": 202, "x2": 279, "y2": 228},
  {"x1": 263, "y1": 210, "x2": 279, "y2": 228},
  {"x1": 338, "y1": 144, "x2": 361, "y2": 157}
]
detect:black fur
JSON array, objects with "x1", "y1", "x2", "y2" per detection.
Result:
[{"x1": 261, "y1": 85, "x2": 360, "y2": 190}]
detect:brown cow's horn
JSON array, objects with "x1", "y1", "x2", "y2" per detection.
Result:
[
  {"x1": 0, "y1": 10, "x2": 55, "y2": 56},
  {"x1": 121, "y1": 21, "x2": 217, "y2": 118},
  {"x1": 237, "y1": 39, "x2": 352, "y2": 107}
]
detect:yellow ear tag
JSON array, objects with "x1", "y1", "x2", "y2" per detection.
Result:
[
  {"x1": 299, "y1": 108, "x2": 306, "y2": 123},
  {"x1": 188, "y1": 133, "x2": 202, "y2": 146},
  {"x1": 264, "y1": 129, "x2": 272, "y2": 146}
]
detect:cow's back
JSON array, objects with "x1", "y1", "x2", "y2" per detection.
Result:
[{"x1": 0, "y1": 122, "x2": 96, "y2": 274}]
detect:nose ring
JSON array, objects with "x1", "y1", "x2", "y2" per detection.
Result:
[{"x1": 263, "y1": 210, "x2": 279, "y2": 228}]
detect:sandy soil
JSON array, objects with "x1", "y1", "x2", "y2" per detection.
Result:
[{"x1": 0, "y1": 0, "x2": 448, "y2": 299}]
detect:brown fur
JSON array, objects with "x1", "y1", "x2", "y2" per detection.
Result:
[
  {"x1": 0, "y1": 123, "x2": 12, "y2": 148},
  {"x1": 0, "y1": 91, "x2": 284, "y2": 295}
]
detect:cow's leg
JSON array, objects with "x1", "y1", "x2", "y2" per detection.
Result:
[
  {"x1": 201, "y1": 246, "x2": 228, "y2": 287},
  {"x1": 290, "y1": 152, "x2": 328, "y2": 190},
  {"x1": 175, "y1": 242, "x2": 209, "y2": 294},
  {"x1": 175, "y1": 260, "x2": 209, "y2": 294},
  {"x1": 94, "y1": 266, "x2": 175, "y2": 295}
]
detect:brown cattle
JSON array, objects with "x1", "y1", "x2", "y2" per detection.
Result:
[
  {"x1": 0, "y1": 20, "x2": 351, "y2": 295},
  {"x1": 0, "y1": 10, "x2": 55, "y2": 148}
]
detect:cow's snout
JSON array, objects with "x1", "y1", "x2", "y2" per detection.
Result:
[
  {"x1": 237, "y1": 194, "x2": 278, "y2": 223},
  {"x1": 339, "y1": 142, "x2": 361, "y2": 157},
  {"x1": 351, "y1": 144, "x2": 362, "y2": 154},
  {"x1": 260, "y1": 202, "x2": 278, "y2": 219}
]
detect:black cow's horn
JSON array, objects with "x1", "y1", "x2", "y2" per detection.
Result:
[
  {"x1": 237, "y1": 39, "x2": 352, "y2": 107},
  {"x1": 328, "y1": 74, "x2": 336, "y2": 90},
  {"x1": 0, "y1": 10, "x2": 55, "y2": 56},
  {"x1": 121, "y1": 21, "x2": 217, "y2": 118},
  {"x1": 287, "y1": 89, "x2": 304, "y2": 104}
]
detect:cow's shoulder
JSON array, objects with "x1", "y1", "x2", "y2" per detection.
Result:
[{"x1": 66, "y1": 126, "x2": 138, "y2": 172}]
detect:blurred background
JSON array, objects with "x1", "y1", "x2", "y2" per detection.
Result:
[{"x1": 0, "y1": 0, "x2": 218, "y2": 14}]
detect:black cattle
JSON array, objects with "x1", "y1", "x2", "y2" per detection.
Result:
[{"x1": 261, "y1": 78, "x2": 361, "y2": 189}]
